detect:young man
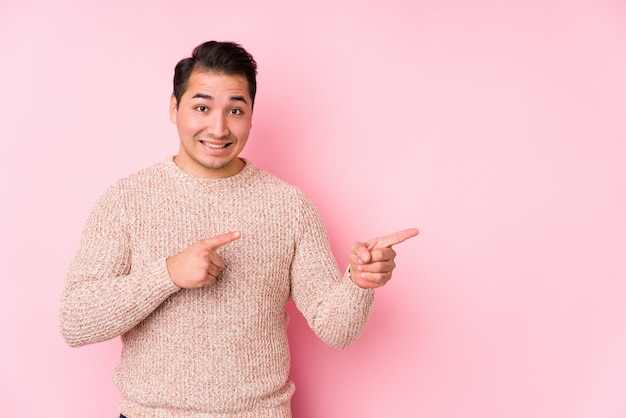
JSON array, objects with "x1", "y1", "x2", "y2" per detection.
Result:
[{"x1": 60, "y1": 41, "x2": 418, "y2": 418}]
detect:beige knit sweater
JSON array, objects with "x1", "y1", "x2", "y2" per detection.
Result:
[{"x1": 60, "y1": 158, "x2": 374, "y2": 418}]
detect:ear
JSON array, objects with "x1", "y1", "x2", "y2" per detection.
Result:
[{"x1": 169, "y1": 94, "x2": 178, "y2": 124}]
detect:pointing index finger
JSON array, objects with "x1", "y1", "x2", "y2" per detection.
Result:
[
  {"x1": 367, "y1": 228, "x2": 419, "y2": 250},
  {"x1": 204, "y1": 231, "x2": 241, "y2": 250}
]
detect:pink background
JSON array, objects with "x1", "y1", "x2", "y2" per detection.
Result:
[{"x1": 1, "y1": 0, "x2": 625, "y2": 417}]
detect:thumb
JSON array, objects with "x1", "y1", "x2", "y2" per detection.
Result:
[
  {"x1": 352, "y1": 242, "x2": 372, "y2": 264},
  {"x1": 204, "y1": 231, "x2": 241, "y2": 250}
]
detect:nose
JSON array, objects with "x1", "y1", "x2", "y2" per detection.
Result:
[{"x1": 207, "y1": 112, "x2": 230, "y2": 138}]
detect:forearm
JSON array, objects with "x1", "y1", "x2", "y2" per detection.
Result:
[
  {"x1": 60, "y1": 259, "x2": 179, "y2": 347},
  {"x1": 306, "y1": 269, "x2": 374, "y2": 349}
]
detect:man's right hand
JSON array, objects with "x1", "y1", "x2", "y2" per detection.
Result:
[{"x1": 166, "y1": 231, "x2": 241, "y2": 289}]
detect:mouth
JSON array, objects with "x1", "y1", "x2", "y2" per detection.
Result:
[{"x1": 199, "y1": 140, "x2": 232, "y2": 149}]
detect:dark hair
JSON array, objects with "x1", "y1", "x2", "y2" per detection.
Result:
[{"x1": 173, "y1": 41, "x2": 258, "y2": 108}]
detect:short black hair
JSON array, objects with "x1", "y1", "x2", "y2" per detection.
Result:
[{"x1": 173, "y1": 41, "x2": 258, "y2": 108}]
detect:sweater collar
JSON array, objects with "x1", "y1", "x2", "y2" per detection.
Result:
[{"x1": 164, "y1": 156, "x2": 257, "y2": 185}]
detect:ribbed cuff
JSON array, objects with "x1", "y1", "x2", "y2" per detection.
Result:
[
  {"x1": 144, "y1": 258, "x2": 181, "y2": 298},
  {"x1": 341, "y1": 267, "x2": 375, "y2": 301}
]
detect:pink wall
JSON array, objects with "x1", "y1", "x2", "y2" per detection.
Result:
[{"x1": 1, "y1": 0, "x2": 625, "y2": 417}]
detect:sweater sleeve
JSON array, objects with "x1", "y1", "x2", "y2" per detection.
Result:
[
  {"x1": 59, "y1": 183, "x2": 180, "y2": 347},
  {"x1": 289, "y1": 193, "x2": 374, "y2": 349}
]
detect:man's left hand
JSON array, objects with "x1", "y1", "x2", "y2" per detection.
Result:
[{"x1": 349, "y1": 228, "x2": 419, "y2": 289}]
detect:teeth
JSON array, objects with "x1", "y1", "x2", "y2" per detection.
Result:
[{"x1": 201, "y1": 141, "x2": 227, "y2": 149}]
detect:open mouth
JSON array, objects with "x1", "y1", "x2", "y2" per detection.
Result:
[{"x1": 200, "y1": 140, "x2": 232, "y2": 149}]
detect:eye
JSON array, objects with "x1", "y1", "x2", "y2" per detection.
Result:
[
  {"x1": 195, "y1": 105, "x2": 208, "y2": 112},
  {"x1": 228, "y1": 108, "x2": 243, "y2": 116}
]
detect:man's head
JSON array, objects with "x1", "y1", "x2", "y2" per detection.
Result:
[
  {"x1": 173, "y1": 41, "x2": 257, "y2": 109},
  {"x1": 169, "y1": 41, "x2": 257, "y2": 179}
]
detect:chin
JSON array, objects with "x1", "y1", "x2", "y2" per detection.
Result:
[{"x1": 200, "y1": 156, "x2": 240, "y2": 170}]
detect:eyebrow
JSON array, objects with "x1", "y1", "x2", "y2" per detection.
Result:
[{"x1": 192, "y1": 93, "x2": 248, "y2": 104}]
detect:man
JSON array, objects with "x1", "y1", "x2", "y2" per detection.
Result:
[{"x1": 60, "y1": 41, "x2": 418, "y2": 418}]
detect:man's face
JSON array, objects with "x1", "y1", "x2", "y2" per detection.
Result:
[{"x1": 170, "y1": 70, "x2": 253, "y2": 178}]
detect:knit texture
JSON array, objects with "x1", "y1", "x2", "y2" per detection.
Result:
[{"x1": 60, "y1": 158, "x2": 374, "y2": 417}]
